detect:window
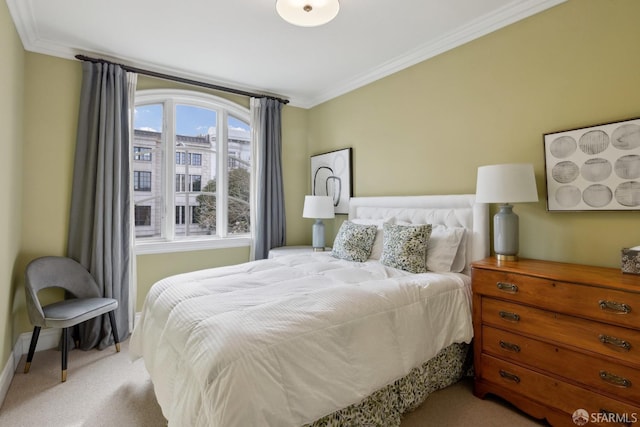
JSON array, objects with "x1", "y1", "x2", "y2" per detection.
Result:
[
  {"x1": 176, "y1": 174, "x2": 186, "y2": 192},
  {"x1": 133, "y1": 146, "x2": 152, "y2": 161},
  {"x1": 189, "y1": 175, "x2": 201, "y2": 192},
  {"x1": 135, "y1": 206, "x2": 151, "y2": 226},
  {"x1": 190, "y1": 153, "x2": 202, "y2": 166},
  {"x1": 175, "y1": 151, "x2": 186, "y2": 165},
  {"x1": 176, "y1": 174, "x2": 201, "y2": 192},
  {"x1": 175, "y1": 206, "x2": 185, "y2": 225},
  {"x1": 133, "y1": 89, "x2": 252, "y2": 253},
  {"x1": 134, "y1": 171, "x2": 151, "y2": 191},
  {"x1": 228, "y1": 152, "x2": 239, "y2": 168},
  {"x1": 191, "y1": 206, "x2": 199, "y2": 224}
]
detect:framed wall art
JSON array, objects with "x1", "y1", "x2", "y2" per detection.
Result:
[
  {"x1": 310, "y1": 148, "x2": 353, "y2": 214},
  {"x1": 543, "y1": 117, "x2": 640, "y2": 211}
]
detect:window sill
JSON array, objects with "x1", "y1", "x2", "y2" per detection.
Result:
[{"x1": 135, "y1": 236, "x2": 251, "y2": 255}]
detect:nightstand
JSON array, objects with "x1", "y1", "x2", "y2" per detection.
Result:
[
  {"x1": 471, "y1": 257, "x2": 640, "y2": 427},
  {"x1": 268, "y1": 246, "x2": 331, "y2": 258}
]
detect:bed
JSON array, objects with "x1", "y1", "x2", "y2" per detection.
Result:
[{"x1": 130, "y1": 194, "x2": 489, "y2": 426}]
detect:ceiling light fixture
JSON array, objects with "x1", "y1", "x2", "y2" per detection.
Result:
[{"x1": 276, "y1": 0, "x2": 340, "y2": 27}]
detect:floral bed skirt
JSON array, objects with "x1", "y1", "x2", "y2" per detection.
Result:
[{"x1": 305, "y1": 342, "x2": 471, "y2": 427}]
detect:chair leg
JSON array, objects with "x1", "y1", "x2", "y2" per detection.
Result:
[
  {"x1": 108, "y1": 311, "x2": 120, "y2": 352},
  {"x1": 24, "y1": 326, "x2": 41, "y2": 374},
  {"x1": 61, "y1": 327, "x2": 68, "y2": 382}
]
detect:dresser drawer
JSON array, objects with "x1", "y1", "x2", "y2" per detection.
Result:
[
  {"x1": 482, "y1": 325, "x2": 640, "y2": 404},
  {"x1": 473, "y1": 269, "x2": 640, "y2": 329},
  {"x1": 481, "y1": 298, "x2": 640, "y2": 365},
  {"x1": 480, "y1": 354, "x2": 640, "y2": 426}
]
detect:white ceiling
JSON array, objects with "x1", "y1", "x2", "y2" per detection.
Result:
[{"x1": 7, "y1": 0, "x2": 564, "y2": 108}]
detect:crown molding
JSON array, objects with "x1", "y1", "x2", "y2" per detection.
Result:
[
  {"x1": 5, "y1": 0, "x2": 290, "y2": 104},
  {"x1": 302, "y1": 0, "x2": 566, "y2": 108},
  {"x1": 7, "y1": 0, "x2": 566, "y2": 109}
]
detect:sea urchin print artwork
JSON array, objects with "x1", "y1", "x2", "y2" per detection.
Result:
[{"x1": 544, "y1": 117, "x2": 640, "y2": 211}]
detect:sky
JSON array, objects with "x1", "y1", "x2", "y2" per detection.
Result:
[{"x1": 135, "y1": 104, "x2": 250, "y2": 136}]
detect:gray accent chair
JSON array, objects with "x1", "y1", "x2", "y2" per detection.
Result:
[{"x1": 24, "y1": 256, "x2": 120, "y2": 382}]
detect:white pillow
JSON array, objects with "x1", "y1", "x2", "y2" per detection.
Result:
[
  {"x1": 392, "y1": 221, "x2": 466, "y2": 272},
  {"x1": 426, "y1": 225, "x2": 466, "y2": 272},
  {"x1": 350, "y1": 218, "x2": 393, "y2": 260},
  {"x1": 449, "y1": 228, "x2": 467, "y2": 273}
]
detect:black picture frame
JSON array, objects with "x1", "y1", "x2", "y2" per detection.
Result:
[{"x1": 310, "y1": 148, "x2": 353, "y2": 214}]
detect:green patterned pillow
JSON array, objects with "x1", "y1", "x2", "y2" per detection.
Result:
[
  {"x1": 331, "y1": 221, "x2": 378, "y2": 262},
  {"x1": 380, "y1": 223, "x2": 432, "y2": 273}
]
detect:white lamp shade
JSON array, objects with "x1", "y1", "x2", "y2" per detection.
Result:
[
  {"x1": 276, "y1": 0, "x2": 340, "y2": 27},
  {"x1": 303, "y1": 195, "x2": 335, "y2": 219},
  {"x1": 475, "y1": 164, "x2": 539, "y2": 204}
]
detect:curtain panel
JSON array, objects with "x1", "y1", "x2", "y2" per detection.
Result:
[
  {"x1": 250, "y1": 98, "x2": 286, "y2": 260},
  {"x1": 67, "y1": 61, "x2": 132, "y2": 349},
  {"x1": 126, "y1": 72, "x2": 138, "y2": 333}
]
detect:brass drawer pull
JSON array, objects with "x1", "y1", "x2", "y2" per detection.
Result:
[
  {"x1": 499, "y1": 340, "x2": 521, "y2": 353},
  {"x1": 599, "y1": 300, "x2": 632, "y2": 314},
  {"x1": 496, "y1": 282, "x2": 518, "y2": 293},
  {"x1": 499, "y1": 311, "x2": 520, "y2": 322},
  {"x1": 599, "y1": 370, "x2": 632, "y2": 388},
  {"x1": 599, "y1": 334, "x2": 632, "y2": 351},
  {"x1": 499, "y1": 369, "x2": 520, "y2": 383}
]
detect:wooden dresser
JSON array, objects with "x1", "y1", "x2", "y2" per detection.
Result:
[{"x1": 472, "y1": 257, "x2": 640, "y2": 427}]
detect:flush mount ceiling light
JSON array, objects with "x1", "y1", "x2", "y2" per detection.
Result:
[{"x1": 276, "y1": 0, "x2": 340, "y2": 27}]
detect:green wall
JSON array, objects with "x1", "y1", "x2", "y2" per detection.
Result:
[
  {"x1": 13, "y1": 54, "x2": 81, "y2": 337},
  {"x1": 307, "y1": 0, "x2": 640, "y2": 267},
  {"x1": 0, "y1": 0, "x2": 25, "y2": 370}
]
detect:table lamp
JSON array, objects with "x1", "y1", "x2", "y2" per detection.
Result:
[
  {"x1": 475, "y1": 164, "x2": 538, "y2": 261},
  {"x1": 303, "y1": 195, "x2": 335, "y2": 251}
]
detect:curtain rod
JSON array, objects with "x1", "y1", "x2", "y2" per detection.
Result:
[{"x1": 74, "y1": 54, "x2": 289, "y2": 105}]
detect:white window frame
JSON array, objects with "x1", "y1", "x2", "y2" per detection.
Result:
[{"x1": 134, "y1": 89, "x2": 252, "y2": 254}]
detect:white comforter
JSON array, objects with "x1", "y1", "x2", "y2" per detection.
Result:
[{"x1": 129, "y1": 252, "x2": 473, "y2": 427}]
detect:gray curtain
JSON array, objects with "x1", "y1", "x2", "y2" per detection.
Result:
[
  {"x1": 252, "y1": 98, "x2": 286, "y2": 260},
  {"x1": 67, "y1": 61, "x2": 131, "y2": 350}
]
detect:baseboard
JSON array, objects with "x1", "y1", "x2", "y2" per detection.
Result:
[
  {"x1": 17, "y1": 328, "x2": 63, "y2": 359},
  {"x1": 0, "y1": 350, "x2": 15, "y2": 409},
  {"x1": 0, "y1": 328, "x2": 63, "y2": 408}
]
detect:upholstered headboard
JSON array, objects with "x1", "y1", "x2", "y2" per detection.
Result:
[{"x1": 348, "y1": 194, "x2": 489, "y2": 273}]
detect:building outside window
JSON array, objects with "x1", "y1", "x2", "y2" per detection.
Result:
[{"x1": 133, "y1": 89, "x2": 251, "y2": 252}]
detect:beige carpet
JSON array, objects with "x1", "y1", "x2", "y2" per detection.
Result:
[{"x1": 0, "y1": 339, "x2": 547, "y2": 426}]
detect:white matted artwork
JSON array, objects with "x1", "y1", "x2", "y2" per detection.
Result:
[
  {"x1": 311, "y1": 148, "x2": 352, "y2": 214},
  {"x1": 543, "y1": 117, "x2": 640, "y2": 211}
]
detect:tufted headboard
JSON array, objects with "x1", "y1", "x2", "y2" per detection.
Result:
[{"x1": 348, "y1": 194, "x2": 489, "y2": 273}]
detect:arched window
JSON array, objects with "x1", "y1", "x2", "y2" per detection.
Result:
[{"x1": 133, "y1": 89, "x2": 251, "y2": 253}]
